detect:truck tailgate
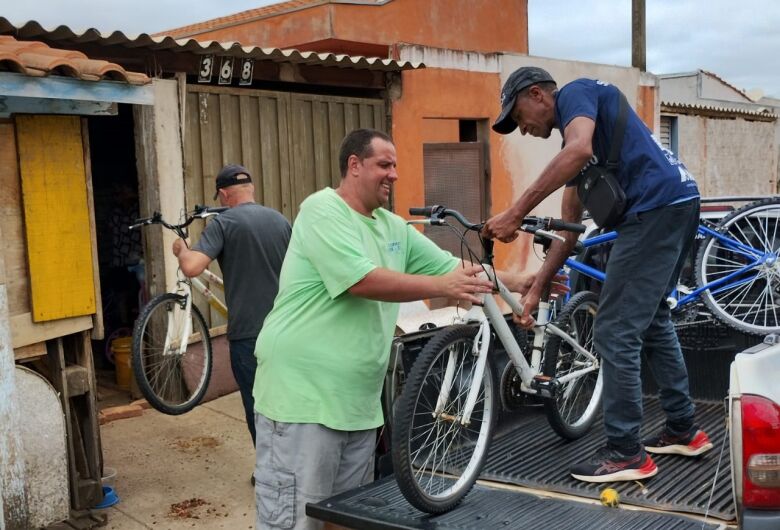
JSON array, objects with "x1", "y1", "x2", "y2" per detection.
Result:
[{"x1": 308, "y1": 478, "x2": 725, "y2": 530}]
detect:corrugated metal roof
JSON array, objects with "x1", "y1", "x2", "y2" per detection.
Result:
[
  {"x1": 661, "y1": 101, "x2": 777, "y2": 122},
  {"x1": 0, "y1": 35, "x2": 150, "y2": 85},
  {"x1": 0, "y1": 17, "x2": 421, "y2": 72}
]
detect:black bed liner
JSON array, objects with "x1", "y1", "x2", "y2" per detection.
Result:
[
  {"x1": 480, "y1": 398, "x2": 733, "y2": 520},
  {"x1": 310, "y1": 398, "x2": 733, "y2": 529},
  {"x1": 308, "y1": 477, "x2": 725, "y2": 530}
]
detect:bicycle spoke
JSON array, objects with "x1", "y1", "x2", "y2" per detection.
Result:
[
  {"x1": 543, "y1": 292, "x2": 602, "y2": 440},
  {"x1": 698, "y1": 201, "x2": 780, "y2": 333},
  {"x1": 133, "y1": 294, "x2": 213, "y2": 413}
]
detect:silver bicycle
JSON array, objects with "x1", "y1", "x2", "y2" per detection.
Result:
[
  {"x1": 129, "y1": 206, "x2": 227, "y2": 415},
  {"x1": 391, "y1": 206, "x2": 601, "y2": 513}
]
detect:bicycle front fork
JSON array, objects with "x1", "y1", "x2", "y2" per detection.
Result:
[{"x1": 433, "y1": 319, "x2": 491, "y2": 426}]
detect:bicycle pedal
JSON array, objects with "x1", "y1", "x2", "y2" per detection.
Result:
[{"x1": 531, "y1": 375, "x2": 558, "y2": 399}]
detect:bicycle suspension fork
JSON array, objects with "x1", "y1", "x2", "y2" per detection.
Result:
[{"x1": 433, "y1": 318, "x2": 493, "y2": 426}]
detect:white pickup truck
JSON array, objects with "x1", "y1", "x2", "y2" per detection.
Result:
[{"x1": 729, "y1": 336, "x2": 780, "y2": 529}]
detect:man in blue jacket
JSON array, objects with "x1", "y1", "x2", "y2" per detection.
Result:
[{"x1": 483, "y1": 67, "x2": 712, "y2": 483}]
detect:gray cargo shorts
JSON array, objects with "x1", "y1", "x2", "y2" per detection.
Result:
[{"x1": 254, "y1": 412, "x2": 375, "y2": 530}]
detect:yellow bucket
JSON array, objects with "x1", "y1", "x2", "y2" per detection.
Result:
[{"x1": 112, "y1": 337, "x2": 133, "y2": 390}]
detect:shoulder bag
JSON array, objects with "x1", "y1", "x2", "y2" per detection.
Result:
[{"x1": 576, "y1": 93, "x2": 629, "y2": 228}]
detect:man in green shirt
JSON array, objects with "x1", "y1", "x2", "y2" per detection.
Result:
[{"x1": 253, "y1": 129, "x2": 537, "y2": 530}]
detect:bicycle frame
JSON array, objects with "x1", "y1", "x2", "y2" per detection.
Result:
[
  {"x1": 164, "y1": 269, "x2": 227, "y2": 356},
  {"x1": 189, "y1": 269, "x2": 228, "y2": 317},
  {"x1": 439, "y1": 266, "x2": 600, "y2": 426},
  {"x1": 564, "y1": 223, "x2": 772, "y2": 309}
]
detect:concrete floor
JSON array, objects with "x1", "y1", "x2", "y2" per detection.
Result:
[{"x1": 99, "y1": 392, "x2": 255, "y2": 529}]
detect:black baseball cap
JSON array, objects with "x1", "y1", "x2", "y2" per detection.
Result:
[
  {"x1": 492, "y1": 66, "x2": 556, "y2": 135},
  {"x1": 213, "y1": 164, "x2": 252, "y2": 199}
]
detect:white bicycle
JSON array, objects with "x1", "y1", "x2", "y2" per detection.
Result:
[
  {"x1": 391, "y1": 206, "x2": 602, "y2": 513},
  {"x1": 129, "y1": 206, "x2": 228, "y2": 415}
]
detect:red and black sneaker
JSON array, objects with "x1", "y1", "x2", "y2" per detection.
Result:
[
  {"x1": 570, "y1": 446, "x2": 658, "y2": 483},
  {"x1": 643, "y1": 427, "x2": 713, "y2": 456}
]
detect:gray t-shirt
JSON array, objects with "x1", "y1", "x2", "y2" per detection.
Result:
[{"x1": 194, "y1": 202, "x2": 291, "y2": 341}]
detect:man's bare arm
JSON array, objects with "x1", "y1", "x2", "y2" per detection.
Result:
[
  {"x1": 513, "y1": 187, "x2": 584, "y2": 328},
  {"x1": 348, "y1": 264, "x2": 493, "y2": 303},
  {"x1": 172, "y1": 238, "x2": 212, "y2": 277},
  {"x1": 530, "y1": 187, "x2": 584, "y2": 294}
]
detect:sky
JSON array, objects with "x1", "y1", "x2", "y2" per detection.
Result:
[{"x1": 3, "y1": 0, "x2": 779, "y2": 98}]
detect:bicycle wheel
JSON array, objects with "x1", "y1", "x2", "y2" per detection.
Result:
[
  {"x1": 391, "y1": 325, "x2": 498, "y2": 514},
  {"x1": 696, "y1": 197, "x2": 780, "y2": 334},
  {"x1": 132, "y1": 293, "x2": 213, "y2": 415},
  {"x1": 543, "y1": 291, "x2": 602, "y2": 440}
]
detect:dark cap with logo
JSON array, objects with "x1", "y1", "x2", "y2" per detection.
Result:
[
  {"x1": 213, "y1": 164, "x2": 252, "y2": 199},
  {"x1": 492, "y1": 66, "x2": 556, "y2": 135}
]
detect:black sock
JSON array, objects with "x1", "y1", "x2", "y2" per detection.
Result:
[
  {"x1": 609, "y1": 442, "x2": 641, "y2": 457},
  {"x1": 667, "y1": 418, "x2": 694, "y2": 435}
]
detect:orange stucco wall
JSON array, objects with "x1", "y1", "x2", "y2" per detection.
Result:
[
  {"x1": 187, "y1": 0, "x2": 528, "y2": 55},
  {"x1": 636, "y1": 84, "x2": 657, "y2": 130},
  {"x1": 420, "y1": 118, "x2": 460, "y2": 143},
  {"x1": 392, "y1": 67, "x2": 527, "y2": 272},
  {"x1": 186, "y1": 5, "x2": 333, "y2": 48},
  {"x1": 331, "y1": 0, "x2": 527, "y2": 55}
]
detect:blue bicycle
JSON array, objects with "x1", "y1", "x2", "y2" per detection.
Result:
[{"x1": 565, "y1": 197, "x2": 780, "y2": 335}]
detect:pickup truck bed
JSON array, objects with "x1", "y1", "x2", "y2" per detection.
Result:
[
  {"x1": 310, "y1": 398, "x2": 731, "y2": 529},
  {"x1": 309, "y1": 318, "x2": 758, "y2": 529}
]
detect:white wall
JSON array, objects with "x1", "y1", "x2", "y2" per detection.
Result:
[
  {"x1": 700, "y1": 74, "x2": 752, "y2": 105},
  {"x1": 660, "y1": 74, "x2": 700, "y2": 105},
  {"x1": 677, "y1": 115, "x2": 777, "y2": 197}
]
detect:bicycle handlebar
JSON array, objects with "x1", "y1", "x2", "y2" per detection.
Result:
[
  {"x1": 408, "y1": 206, "x2": 586, "y2": 236},
  {"x1": 409, "y1": 206, "x2": 435, "y2": 218},
  {"x1": 548, "y1": 219, "x2": 587, "y2": 234},
  {"x1": 128, "y1": 205, "x2": 228, "y2": 234}
]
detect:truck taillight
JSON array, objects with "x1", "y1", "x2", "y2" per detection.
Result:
[{"x1": 742, "y1": 395, "x2": 780, "y2": 508}]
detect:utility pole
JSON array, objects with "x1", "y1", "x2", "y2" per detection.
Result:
[{"x1": 632, "y1": 0, "x2": 646, "y2": 71}]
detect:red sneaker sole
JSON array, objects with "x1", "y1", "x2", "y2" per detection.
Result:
[
  {"x1": 645, "y1": 442, "x2": 713, "y2": 456},
  {"x1": 571, "y1": 458, "x2": 658, "y2": 483}
]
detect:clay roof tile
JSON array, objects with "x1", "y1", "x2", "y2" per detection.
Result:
[{"x1": 0, "y1": 35, "x2": 150, "y2": 84}]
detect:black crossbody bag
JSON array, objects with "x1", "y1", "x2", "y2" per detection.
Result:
[{"x1": 576, "y1": 93, "x2": 629, "y2": 228}]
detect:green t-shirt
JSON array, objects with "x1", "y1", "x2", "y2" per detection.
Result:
[{"x1": 253, "y1": 187, "x2": 458, "y2": 431}]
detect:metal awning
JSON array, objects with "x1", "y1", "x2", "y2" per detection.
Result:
[
  {"x1": 0, "y1": 72, "x2": 153, "y2": 117},
  {"x1": 661, "y1": 101, "x2": 777, "y2": 122}
]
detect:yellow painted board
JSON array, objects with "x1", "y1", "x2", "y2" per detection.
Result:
[{"x1": 16, "y1": 115, "x2": 96, "y2": 322}]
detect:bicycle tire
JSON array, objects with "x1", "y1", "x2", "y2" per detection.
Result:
[
  {"x1": 543, "y1": 291, "x2": 603, "y2": 440},
  {"x1": 391, "y1": 325, "x2": 498, "y2": 514},
  {"x1": 695, "y1": 197, "x2": 780, "y2": 334},
  {"x1": 132, "y1": 293, "x2": 213, "y2": 415}
]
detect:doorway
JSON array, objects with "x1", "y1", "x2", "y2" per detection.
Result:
[{"x1": 88, "y1": 104, "x2": 142, "y2": 401}]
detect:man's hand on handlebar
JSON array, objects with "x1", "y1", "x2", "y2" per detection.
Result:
[
  {"x1": 481, "y1": 207, "x2": 522, "y2": 242},
  {"x1": 172, "y1": 238, "x2": 190, "y2": 257}
]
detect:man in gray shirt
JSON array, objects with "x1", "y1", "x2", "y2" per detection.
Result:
[{"x1": 173, "y1": 164, "x2": 291, "y2": 450}]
